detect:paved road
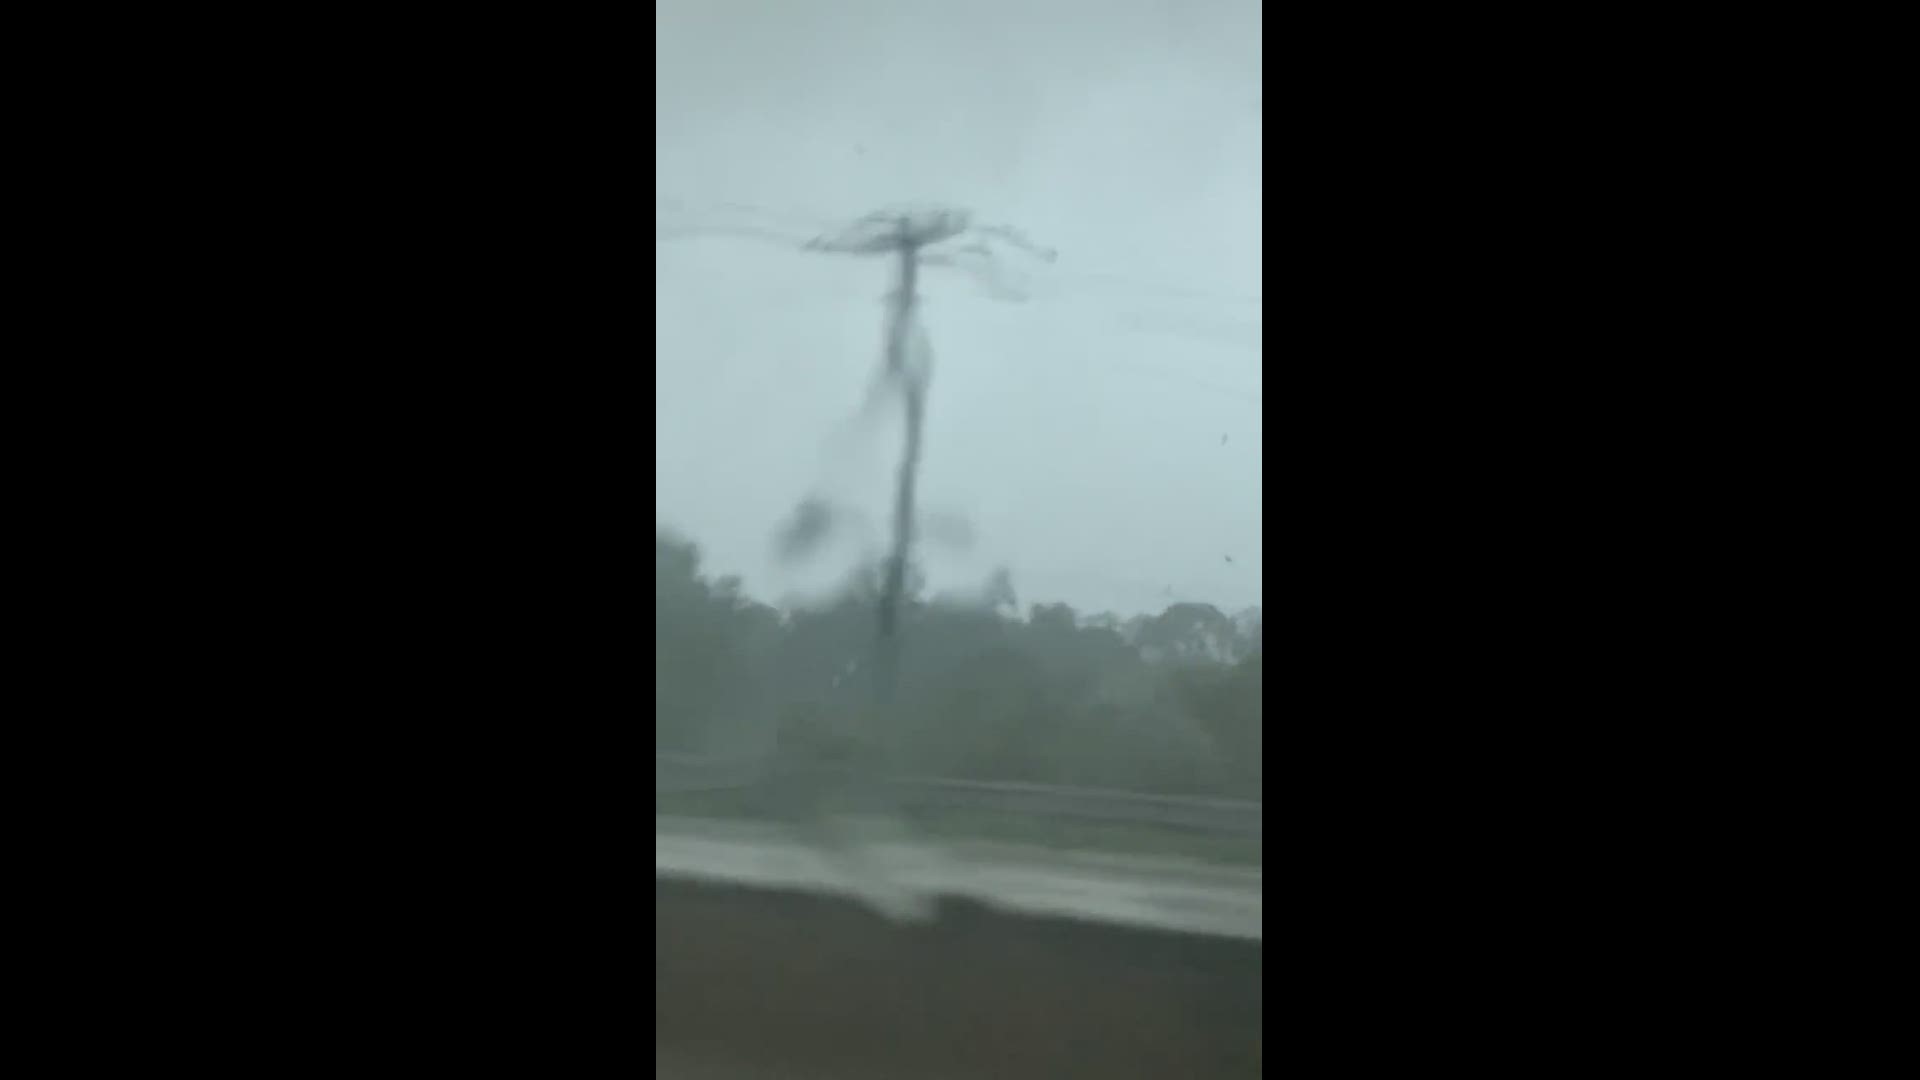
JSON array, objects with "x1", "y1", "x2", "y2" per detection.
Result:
[{"x1": 655, "y1": 815, "x2": 1262, "y2": 940}]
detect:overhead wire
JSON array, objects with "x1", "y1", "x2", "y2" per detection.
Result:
[
  {"x1": 658, "y1": 198, "x2": 1266, "y2": 406},
  {"x1": 658, "y1": 197, "x2": 1263, "y2": 320}
]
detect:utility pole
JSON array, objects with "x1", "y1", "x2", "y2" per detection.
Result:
[
  {"x1": 800, "y1": 205, "x2": 1050, "y2": 783},
  {"x1": 805, "y1": 209, "x2": 973, "y2": 697},
  {"x1": 662, "y1": 199, "x2": 1051, "y2": 803},
  {"x1": 659, "y1": 200, "x2": 1054, "y2": 901},
  {"x1": 876, "y1": 226, "x2": 921, "y2": 706}
]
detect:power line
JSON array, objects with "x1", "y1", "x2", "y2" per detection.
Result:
[
  {"x1": 659, "y1": 197, "x2": 1262, "y2": 314},
  {"x1": 655, "y1": 223, "x2": 818, "y2": 249},
  {"x1": 659, "y1": 204, "x2": 1262, "y2": 463}
]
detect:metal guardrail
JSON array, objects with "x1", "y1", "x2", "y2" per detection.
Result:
[
  {"x1": 893, "y1": 775, "x2": 1261, "y2": 835},
  {"x1": 656, "y1": 753, "x2": 1262, "y2": 836}
]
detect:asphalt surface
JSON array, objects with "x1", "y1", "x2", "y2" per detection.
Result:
[{"x1": 656, "y1": 815, "x2": 1262, "y2": 940}]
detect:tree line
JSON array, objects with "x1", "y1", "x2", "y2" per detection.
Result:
[{"x1": 657, "y1": 529, "x2": 1261, "y2": 799}]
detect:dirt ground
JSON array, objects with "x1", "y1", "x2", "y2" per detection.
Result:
[{"x1": 657, "y1": 878, "x2": 1262, "y2": 1079}]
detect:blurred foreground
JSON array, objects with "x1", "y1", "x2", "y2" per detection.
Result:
[{"x1": 657, "y1": 817, "x2": 1261, "y2": 1079}]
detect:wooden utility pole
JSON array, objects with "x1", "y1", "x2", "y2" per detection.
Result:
[
  {"x1": 798, "y1": 206, "x2": 1053, "y2": 787},
  {"x1": 875, "y1": 223, "x2": 923, "y2": 708}
]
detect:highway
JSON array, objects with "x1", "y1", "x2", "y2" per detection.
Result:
[{"x1": 657, "y1": 815, "x2": 1261, "y2": 940}]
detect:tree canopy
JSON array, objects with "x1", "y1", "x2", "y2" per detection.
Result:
[{"x1": 657, "y1": 530, "x2": 1261, "y2": 799}]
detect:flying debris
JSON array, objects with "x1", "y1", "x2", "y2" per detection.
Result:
[
  {"x1": 772, "y1": 494, "x2": 975, "y2": 566},
  {"x1": 774, "y1": 496, "x2": 849, "y2": 563}
]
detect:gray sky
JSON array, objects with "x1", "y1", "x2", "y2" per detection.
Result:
[{"x1": 656, "y1": 0, "x2": 1262, "y2": 617}]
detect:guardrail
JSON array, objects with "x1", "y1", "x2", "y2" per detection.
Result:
[
  {"x1": 657, "y1": 753, "x2": 1261, "y2": 836},
  {"x1": 893, "y1": 775, "x2": 1261, "y2": 835}
]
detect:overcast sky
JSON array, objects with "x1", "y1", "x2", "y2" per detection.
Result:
[{"x1": 656, "y1": 0, "x2": 1262, "y2": 617}]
